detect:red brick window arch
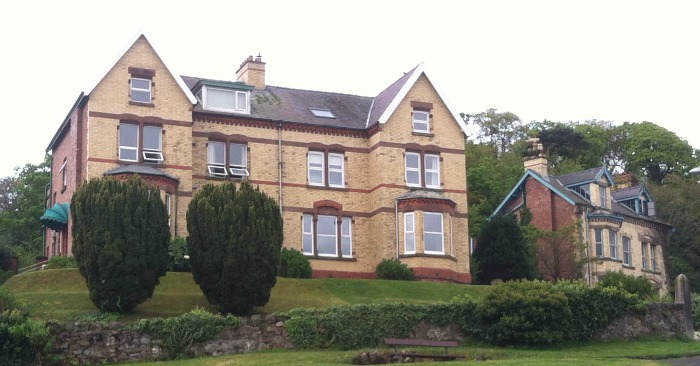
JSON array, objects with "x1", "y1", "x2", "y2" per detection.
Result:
[{"x1": 301, "y1": 200, "x2": 353, "y2": 259}]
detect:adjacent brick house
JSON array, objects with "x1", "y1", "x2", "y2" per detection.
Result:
[
  {"x1": 492, "y1": 138, "x2": 672, "y2": 292},
  {"x1": 42, "y1": 34, "x2": 471, "y2": 283}
]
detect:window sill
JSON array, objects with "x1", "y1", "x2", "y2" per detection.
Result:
[
  {"x1": 205, "y1": 175, "x2": 250, "y2": 181},
  {"x1": 303, "y1": 254, "x2": 356, "y2": 262},
  {"x1": 641, "y1": 269, "x2": 661, "y2": 275},
  {"x1": 129, "y1": 101, "x2": 155, "y2": 107},
  {"x1": 406, "y1": 186, "x2": 443, "y2": 193},
  {"x1": 306, "y1": 184, "x2": 348, "y2": 192},
  {"x1": 411, "y1": 131, "x2": 434, "y2": 137},
  {"x1": 622, "y1": 265, "x2": 635, "y2": 269},
  {"x1": 399, "y1": 253, "x2": 457, "y2": 262},
  {"x1": 596, "y1": 257, "x2": 623, "y2": 263}
]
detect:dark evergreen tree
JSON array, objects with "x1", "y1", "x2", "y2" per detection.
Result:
[
  {"x1": 187, "y1": 181, "x2": 283, "y2": 314},
  {"x1": 71, "y1": 176, "x2": 169, "y2": 312},
  {"x1": 472, "y1": 214, "x2": 536, "y2": 284}
]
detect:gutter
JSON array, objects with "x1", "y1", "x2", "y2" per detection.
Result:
[{"x1": 278, "y1": 122, "x2": 283, "y2": 215}]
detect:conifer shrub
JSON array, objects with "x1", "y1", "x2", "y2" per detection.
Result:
[
  {"x1": 187, "y1": 181, "x2": 283, "y2": 315},
  {"x1": 71, "y1": 176, "x2": 170, "y2": 312},
  {"x1": 376, "y1": 258, "x2": 414, "y2": 280},
  {"x1": 278, "y1": 248, "x2": 312, "y2": 278},
  {"x1": 472, "y1": 214, "x2": 536, "y2": 284}
]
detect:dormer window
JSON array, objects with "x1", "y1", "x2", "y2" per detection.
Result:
[
  {"x1": 599, "y1": 185, "x2": 607, "y2": 208},
  {"x1": 200, "y1": 86, "x2": 250, "y2": 114},
  {"x1": 310, "y1": 108, "x2": 335, "y2": 118}
]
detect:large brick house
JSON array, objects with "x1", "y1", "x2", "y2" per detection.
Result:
[
  {"x1": 41, "y1": 34, "x2": 471, "y2": 283},
  {"x1": 492, "y1": 138, "x2": 672, "y2": 292}
]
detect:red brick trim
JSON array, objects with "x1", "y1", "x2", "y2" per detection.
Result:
[
  {"x1": 314, "y1": 200, "x2": 342, "y2": 211},
  {"x1": 194, "y1": 113, "x2": 369, "y2": 139},
  {"x1": 312, "y1": 269, "x2": 377, "y2": 280},
  {"x1": 410, "y1": 101, "x2": 433, "y2": 111},
  {"x1": 87, "y1": 158, "x2": 192, "y2": 171},
  {"x1": 397, "y1": 197, "x2": 456, "y2": 214},
  {"x1": 89, "y1": 111, "x2": 192, "y2": 127},
  {"x1": 128, "y1": 67, "x2": 155, "y2": 79},
  {"x1": 192, "y1": 121, "x2": 465, "y2": 155},
  {"x1": 411, "y1": 267, "x2": 472, "y2": 284},
  {"x1": 108, "y1": 173, "x2": 178, "y2": 194}
]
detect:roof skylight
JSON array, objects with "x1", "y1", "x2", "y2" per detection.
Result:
[{"x1": 310, "y1": 108, "x2": 335, "y2": 118}]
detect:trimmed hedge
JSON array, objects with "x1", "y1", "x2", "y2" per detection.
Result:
[
  {"x1": 282, "y1": 279, "x2": 647, "y2": 349},
  {"x1": 473, "y1": 280, "x2": 571, "y2": 345},
  {"x1": 555, "y1": 280, "x2": 645, "y2": 340},
  {"x1": 283, "y1": 301, "x2": 477, "y2": 350}
]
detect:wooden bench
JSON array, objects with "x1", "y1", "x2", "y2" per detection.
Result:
[{"x1": 383, "y1": 338, "x2": 464, "y2": 361}]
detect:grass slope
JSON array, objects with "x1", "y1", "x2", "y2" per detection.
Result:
[
  {"x1": 2, "y1": 269, "x2": 487, "y2": 321},
  {"x1": 112, "y1": 340, "x2": 700, "y2": 366}
]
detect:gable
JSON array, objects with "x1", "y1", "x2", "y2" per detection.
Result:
[
  {"x1": 87, "y1": 34, "x2": 195, "y2": 118},
  {"x1": 492, "y1": 170, "x2": 579, "y2": 217},
  {"x1": 369, "y1": 63, "x2": 467, "y2": 136}
]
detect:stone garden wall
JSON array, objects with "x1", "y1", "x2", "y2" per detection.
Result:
[{"x1": 48, "y1": 303, "x2": 692, "y2": 365}]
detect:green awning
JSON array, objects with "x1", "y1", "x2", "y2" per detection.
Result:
[{"x1": 40, "y1": 203, "x2": 70, "y2": 231}]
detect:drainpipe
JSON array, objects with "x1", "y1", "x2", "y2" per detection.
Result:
[
  {"x1": 395, "y1": 198, "x2": 399, "y2": 259},
  {"x1": 450, "y1": 213, "x2": 454, "y2": 257},
  {"x1": 278, "y1": 122, "x2": 283, "y2": 215}
]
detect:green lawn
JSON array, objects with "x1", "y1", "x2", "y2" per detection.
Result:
[
  {"x1": 2, "y1": 269, "x2": 488, "y2": 321},
  {"x1": 111, "y1": 340, "x2": 700, "y2": 366},
  {"x1": 6, "y1": 270, "x2": 698, "y2": 366}
]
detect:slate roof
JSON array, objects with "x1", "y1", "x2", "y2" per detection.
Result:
[
  {"x1": 181, "y1": 63, "x2": 430, "y2": 132},
  {"x1": 554, "y1": 167, "x2": 605, "y2": 187},
  {"x1": 611, "y1": 186, "x2": 643, "y2": 201},
  {"x1": 366, "y1": 65, "x2": 419, "y2": 128},
  {"x1": 103, "y1": 164, "x2": 179, "y2": 181},
  {"x1": 529, "y1": 170, "x2": 590, "y2": 205},
  {"x1": 396, "y1": 189, "x2": 455, "y2": 202}
]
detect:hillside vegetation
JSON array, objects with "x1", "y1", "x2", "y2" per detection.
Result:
[{"x1": 2, "y1": 269, "x2": 487, "y2": 321}]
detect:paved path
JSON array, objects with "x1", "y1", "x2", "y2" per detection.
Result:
[{"x1": 663, "y1": 356, "x2": 700, "y2": 366}]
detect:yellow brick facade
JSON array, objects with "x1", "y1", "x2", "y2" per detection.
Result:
[{"x1": 46, "y1": 35, "x2": 472, "y2": 283}]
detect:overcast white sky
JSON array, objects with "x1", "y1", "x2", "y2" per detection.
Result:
[{"x1": 1, "y1": 0, "x2": 699, "y2": 178}]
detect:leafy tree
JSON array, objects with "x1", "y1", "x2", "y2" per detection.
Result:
[
  {"x1": 71, "y1": 176, "x2": 170, "y2": 312},
  {"x1": 648, "y1": 176, "x2": 700, "y2": 292},
  {"x1": 0, "y1": 159, "x2": 50, "y2": 267},
  {"x1": 463, "y1": 108, "x2": 527, "y2": 154},
  {"x1": 187, "y1": 181, "x2": 283, "y2": 315},
  {"x1": 466, "y1": 142, "x2": 523, "y2": 238},
  {"x1": 472, "y1": 214, "x2": 536, "y2": 284},
  {"x1": 614, "y1": 122, "x2": 698, "y2": 184}
]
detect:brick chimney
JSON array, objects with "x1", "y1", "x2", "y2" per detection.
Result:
[
  {"x1": 236, "y1": 54, "x2": 265, "y2": 89},
  {"x1": 523, "y1": 138, "x2": 549, "y2": 176}
]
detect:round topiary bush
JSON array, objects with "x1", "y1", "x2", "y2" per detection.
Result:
[
  {"x1": 376, "y1": 258, "x2": 414, "y2": 281},
  {"x1": 278, "y1": 248, "x2": 312, "y2": 278}
]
